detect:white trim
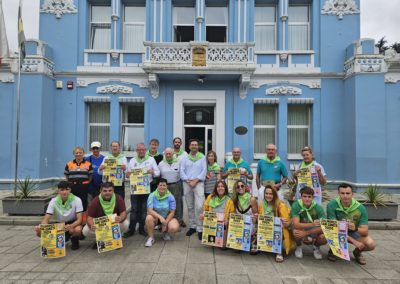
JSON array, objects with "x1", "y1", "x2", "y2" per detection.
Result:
[
  {"x1": 287, "y1": 98, "x2": 314, "y2": 104},
  {"x1": 84, "y1": 96, "x2": 111, "y2": 102},
  {"x1": 173, "y1": 90, "x2": 225, "y2": 165},
  {"x1": 118, "y1": 96, "x2": 145, "y2": 103},
  {"x1": 253, "y1": 98, "x2": 279, "y2": 104}
]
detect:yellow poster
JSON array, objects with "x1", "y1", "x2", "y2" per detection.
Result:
[
  {"x1": 226, "y1": 213, "x2": 252, "y2": 251},
  {"x1": 130, "y1": 167, "x2": 150, "y2": 195},
  {"x1": 40, "y1": 223, "x2": 66, "y2": 258},
  {"x1": 94, "y1": 214, "x2": 123, "y2": 253},
  {"x1": 102, "y1": 158, "x2": 124, "y2": 186},
  {"x1": 201, "y1": 211, "x2": 225, "y2": 247},
  {"x1": 227, "y1": 168, "x2": 241, "y2": 193},
  {"x1": 321, "y1": 219, "x2": 350, "y2": 261},
  {"x1": 257, "y1": 215, "x2": 282, "y2": 253},
  {"x1": 296, "y1": 166, "x2": 322, "y2": 204}
]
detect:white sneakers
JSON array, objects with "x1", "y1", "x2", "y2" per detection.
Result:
[
  {"x1": 145, "y1": 237, "x2": 154, "y2": 247},
  {"x1": 313, "y1": 246, "x2": 323, "y2": 260},
  {"x1": 295, "y1": 245, "x2": 323, "y2": 259},
  {"x1": 295, "y1": 246, "x2": 303, "y2": 259},
  {"x1": 163, "y1": 233, "x2": 171, "y2": 241}
]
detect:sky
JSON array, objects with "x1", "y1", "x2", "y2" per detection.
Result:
[{"x1": 1, "y1": 0, "x2": 400, "y2": 52}]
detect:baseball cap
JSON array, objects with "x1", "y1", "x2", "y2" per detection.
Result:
[{"x1": 90, "y1": 141, "x2": 101, "y2": 148}]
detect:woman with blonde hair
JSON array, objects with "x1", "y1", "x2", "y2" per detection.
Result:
[{"x1": 294, "y1": 146, "x2": 327, "y2": 186}]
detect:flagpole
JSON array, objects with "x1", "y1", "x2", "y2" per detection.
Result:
[{"x1": 14, "y1": 49, "x2": 21, "y2": 196}]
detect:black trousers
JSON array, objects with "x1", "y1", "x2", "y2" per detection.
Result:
[
  {"x1": 114, "y1": 184, "x2": 125, "y2": 200},
  {"x1": 70, "y1": 183, "x2": 89, "y2": 211},
  {"x1": 129, "y1": 194, "x2": 148, "y2": 232}
]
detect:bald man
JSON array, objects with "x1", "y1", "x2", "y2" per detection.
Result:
[{"x1": 221, "y1": 147, "x2": 253, "y2": 185}]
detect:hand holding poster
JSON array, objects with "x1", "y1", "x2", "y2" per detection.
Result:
[
  {"x1": 295, "y1": 166, "x2": 322, "y2": 204},
  {"x1": 201, "y1": 211, "x2": 225, "y2": 247},
  {"x1": 94, "y1": 214, "x2": 123, "y2": 253},
  {"x1": 227, "y1": 168, "x2": 241, "y2": 193},
  {"x1": 130, "y1": 167, "x2": 150, "y2": 195},
  {"x1": 226, "y1": 213, "x2": 252, "y2": 251},
  {"x1": 321, "y1": 219, "x2": 350, "y2": 261},
  {"x1": 40, "y1": 223, "x2": 66, "y2": 258},
  {"x1": 102, "y1": 158, "x2": 124, "y2": 186},
  {"x1": 257, "y1": 215, "x2": 282, "y2": 254}
]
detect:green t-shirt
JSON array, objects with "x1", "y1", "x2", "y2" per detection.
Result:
[
  {"x1": 326, "y1": 199, "x2": 368, "y2": 228},
  {"x1": 291, "y1": 200, "x2": 326, "y2": 223}
]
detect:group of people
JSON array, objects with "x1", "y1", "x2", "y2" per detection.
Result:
[{"x1": 35, "y1": 139, "x2": 375, "y2": 265}]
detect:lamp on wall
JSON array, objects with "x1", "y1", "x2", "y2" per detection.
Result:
[{"x1": 195, "y1": 111, "x2": 203, "y2": 122}]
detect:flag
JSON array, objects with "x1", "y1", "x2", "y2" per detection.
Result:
[
  {"x1": 18, "y1": 0, "x2": 25, "y2": 65},
  {"x1": 0, "y1": 0, "x2": 9, "y2": 64}
]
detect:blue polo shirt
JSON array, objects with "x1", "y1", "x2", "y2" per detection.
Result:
[
  {"x1": 87, "y1": 154, "x2": 105, "y2": 186},
  {"x1": 257, "y1": 157, "x2": 288, "y2": 184}
]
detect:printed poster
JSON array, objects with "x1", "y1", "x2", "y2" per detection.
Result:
[
  {"x1": 94, "y1": 214, "x2": 123, "y2": 253},
  {"x1": 201, "y1": 211, "x2": 225, "y2": 247},
  {"x1": 296, "y1": 166, "x2": 322, "y2": 204},
  {"x1": 102, "y1": 158, "x2": 124, "y2": 186},
  {"x1": 130, "y1": 167, "x2": 150, "y2": 195},
  {"x1": 321, "y1": 219, "x2": 350, "y2": 261},
  {"x1": 257, "y1": 215, "x2": 282, "y2": 254},
  {"x1": 40, "y1": 223, "x2": 66, "y2": 258},
  {"x1": 226, "y1": 213, "x2": 252, "y2": 251},
  {"x1": 227, "y1": 168, "x2": 241, "y2": 193}
]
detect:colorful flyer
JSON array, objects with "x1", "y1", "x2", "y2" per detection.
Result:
[
  {"x1": 321, "y1": 219, "x2": 350, "y2": 261},
  {"x1": 40, "y1": 223, "x2": 66, "y2": 258},
  {"x1": 102, "y1": 158, "x2": 124, "y2": 186},
  {"x1": 296, "y1": 166, "x2": 322, "y2": 204},
  {"x1": 227, "y1": 168, "x2": 241, "y2": 193},
  {"x1": 94, "y1": 214, "x2": 123, "y2": 253},
  {"x1": 130, "y1": 167, "x2": 150, "y2": 195},
  {"x1": 226, "y1": 213, "x2": 252, "y2": 251},
  {"x1": 257, "y1": 215, "x2": 282, "y2": 254},
  {"x1": 201, "y1": 211, "x2": 225, "y2": 247}
]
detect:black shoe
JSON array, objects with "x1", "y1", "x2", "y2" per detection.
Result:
[
  {"x1": 138, "y1": 229, "x2": 147, "y2": 236},
  {"x1": 186, "y1": 228, "x2": 196, "y2": 236},
  {"x1": 91, "y1": 242, "x2": 97, "y2": 250},
  {"x1": 123, "y1": 230, "x2": 135, "y2": 238},
  {"x1": 71, "y1": 237, "x2": 80, "y2": 250},
  {"x1": 197, "y1": 232, "x2": 202, "y2": 240}
]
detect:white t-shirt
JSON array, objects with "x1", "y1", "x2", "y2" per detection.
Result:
[{"x1": 46, "y1": 196, "x2": 84, "y2": 223}]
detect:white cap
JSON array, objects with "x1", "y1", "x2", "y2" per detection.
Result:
[{"x1": 90, "y1": 141, "x2": 101, "y2": 148}]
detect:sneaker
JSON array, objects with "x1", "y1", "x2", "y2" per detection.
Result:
[
  {"x1": 186, "y1": 228, "x2": 196, "y2": 236},
  {"x1": 163, "y1": 233, "x2": 171, "y2": 241},
  {"x1": 145, "y1": 237, "x2": 154, "y2": 247},
  {"x1": 71, "y1": 237, "x2": 79, "y2": 250},
  {"x1": 295, "y1": 246, "x2": 303, "y2": 259},
  {"x1": 123, "y1": 230, "x2": 135, "y2": 238},
  {"x1": 197, "y1": 232, "x2": 202, "y2": 240},
  {"x1": 313, "y1": 246, "x2": 323, "y2": 260}
]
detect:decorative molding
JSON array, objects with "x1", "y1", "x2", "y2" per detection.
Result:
[
  {"x1": 40, "y1": 0, "x2": 78, "y2": 19},
  {"x1": 0, "y1": 72, "x2": 14, "y2": 83},
  {"x1": 344, "y1": 55, "x2": 386, "y2": 78},
  {"x1": 239, "y1": 74, "x2": 251, "y2": 99},
  {"x1": 249, "y1": 78, "x2": 321, "y2": 90},
  {"x1": 148, "y1": 74, "x2": 159, "y2": 99},
  {"x1": 20, "y1": 58, "x2": 55, "y2": 77},
  {"x1": 266, "y1": 86, "x2": 302, "y2": 96},
  {"x1": 96, "y1": 85, "x2": 133, "y2": 95},
  {"x1": 76, "y1": 77, "x2": 148, "y2": 88},
  {"x1": 385, "y1": 73, "x2": 400, "y2": 84},
  {"x1": 321, "y1": 0, "x2": 359, "y2": 20}
]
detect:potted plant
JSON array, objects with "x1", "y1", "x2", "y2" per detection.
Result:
[
  {"x1": 2, "y1": 177, "x2": 54, "y2": 215},
  {"x1": 360, "y1": 184, "x2": 398, "y2": 221}
]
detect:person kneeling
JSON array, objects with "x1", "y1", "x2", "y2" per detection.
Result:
[
  {"x1": 327, "y1": 183, "x2": 375, "y2": 265},
  {"x1": 83, "y1": 182, "x2": 129, "y2": 248},
  {"x1": 291, "y1": 186, "x2": 327, "y2": 259},
  {"x1": 34, "y1": 181, "x2": 83, "y2": 250},
  {"x1": 145, "y1": 178, "x2": 180, "y2": 247}
]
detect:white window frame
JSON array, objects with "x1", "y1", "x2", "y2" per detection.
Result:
[
  {"x1": 172, "y1": 6, "x2": 195, "y2": 42},
  {"x1": 123, "y1": 6, "x2": 146, "y2": 52},
  {"x1": 205, "y1": 6, "x2": 229, "y2": 42},
  {"x1": 120, "y1": 103, "x2": 145, "y2": 154},
  {"x1": 287, "y1": 104, "x2": 311, "y2": 160},
  {"x1": 253, "y1": 104, "x2": 277, "y2": 159},
  {"x1": 254, "y1": 5, "x2": 277, "y2": 52},
  {"x1": 89, "y1": 5, "x2": 112, "y2": 50},
  {"x1": 288, "y1": 5, "x2": 310, "y2": 51},
  {"x1": 87, "y1": 102, "x2": 110, "y2": 151}
]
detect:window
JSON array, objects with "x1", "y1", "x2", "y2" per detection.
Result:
[
  {"x1": 121, "y1": 104, "x2": 145, "y2": 151},
  {"x1": 90, "y1": 5, "x2": 111, "y2": 49},
  {"x1": 254, "y1": 6, "x2": 276, "y2": 51},
  {"x1": 124, "y1": 6, "x2": 146, "y2": 51},
  {"x1": 206, "y1": 7, "x2": 228, "y2": 42},
  {"x1": 173, "y1": 7, "x2": 195, "y2": 42},
  {"x1": 88, "y1": 103, "x2": 110, "y2": 151},
  {"x1": 254, "y1": 105, "x2": 277, "y2": 158},
  {"x1": 287, "y1": 105, "x2": 310, "y2": 158},
  {"x1": 288, "y1": 5, "x2": 310, "y2": 50}
]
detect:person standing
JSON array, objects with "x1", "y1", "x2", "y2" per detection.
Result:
[
  {"x1": 147, "y1": 139, "x2": 163, "y2": 192},
  {"x1": 221, "y1": 147, "x2": 253, "y2": 190},
  {"x1": 172, "y1": 137, "x2": 188, "y2": 161},
  {"x1": 87, "y1": 141, "x2": 105, "y2": 202},
  {"x1": 205, "y1": 150, "x2": 221, "y2": 198}
]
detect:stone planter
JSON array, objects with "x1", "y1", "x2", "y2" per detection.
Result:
[
  {"x1": 362, "y1": 201, "x2": 399, "y2": 221},
  {"x1": 2, "y1": 196, "x2": 53, "y2": 215}
]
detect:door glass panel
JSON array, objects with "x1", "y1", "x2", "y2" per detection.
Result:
[{"x1": 184, "y1": 106, "x2": 214, "y2": 125}]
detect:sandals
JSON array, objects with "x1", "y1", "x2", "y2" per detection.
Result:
[
  {"x1": 275, "y1": 254, "x2": 284, "y2": 263},
  {"x1": 353, "y1": 249, "x2": 366, "y2": 265},
  {"x1": 327, "y1": 249, "x2": 337, "y2": 262}
]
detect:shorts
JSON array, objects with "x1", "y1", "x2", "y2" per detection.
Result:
[{"x1": 348, "y1": 231, "x2": 361, "y2": 240}]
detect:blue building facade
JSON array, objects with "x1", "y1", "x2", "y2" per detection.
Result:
[{"x1": 1, "y1": 0, "x2": 399, "y2": 189}]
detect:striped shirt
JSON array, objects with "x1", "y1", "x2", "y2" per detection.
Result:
[{"x1": 64, "y1": 159, "x2": 93, "y2": 183}]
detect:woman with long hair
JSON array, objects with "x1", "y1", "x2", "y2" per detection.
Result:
[{"x1": 204, "y1": 151, "x2": 221, "y2": 198}]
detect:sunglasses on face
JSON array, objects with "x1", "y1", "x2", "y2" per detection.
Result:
[
  {"x1": 92, "y1": 147, "x2": 99, "y2": 150},
  {"x1": 238, "y1": 184, "x2": 246, "y2": 189}
]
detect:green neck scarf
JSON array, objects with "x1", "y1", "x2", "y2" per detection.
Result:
[
  {"x1": 135, "y1": 154, "x2": 149, "y2": 164},
  {"x1": 108, "y1": 153, "x2": 123, "y2": 160},
  {"x1": 209, "y1": 195, "x2": 227, "y2": 208},
  {"x1": 208, "y1": 162, "x2": 220, "y2": 172},
  {"x1": 298, "y1": 200, "x2": 316, "y2": 222},
  {"x1": 146, "y1": 150, "x2": 160, "y2": 158},
  {"x1": 54, "y1": 193, "x2": 76, "y2": 215},
  {"x1": 300, "y1": 160, "x2": 314, "y2": 169},
  {"x1": 174, "y1": 148, "x2": 185, "y2": 157},
  {"x1": 264, "y1": 156, "x2": 280, "y2": 164},
  {"x1": 238, "y1": 192, "x2": 251, "y2": 210},
  {"x1": 230, "y1": 158, "x2": 243, "y2": 167},
  {"x1": 99, "y1": 193, "x2": 116, "y2": 216},
  {"x1": 263, "y1": 200, "x2": 274, "y2": 216},
  {"x1": 188, "y1": 152, "x2": 204, "y2": 162},
  {"x1": 335, "y1": 197, "x2": 361, "y2": 216},
  {"x1": 163, "y1": 156, "x2": 178, "y2": 165},
  {"x1": 154, "y1": 189, "x2": 172, "y2": 201}
]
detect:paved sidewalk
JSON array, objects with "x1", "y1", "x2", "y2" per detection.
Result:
[{"x1": 0, "y1": 225, "x2": 399, "y2": 284}]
